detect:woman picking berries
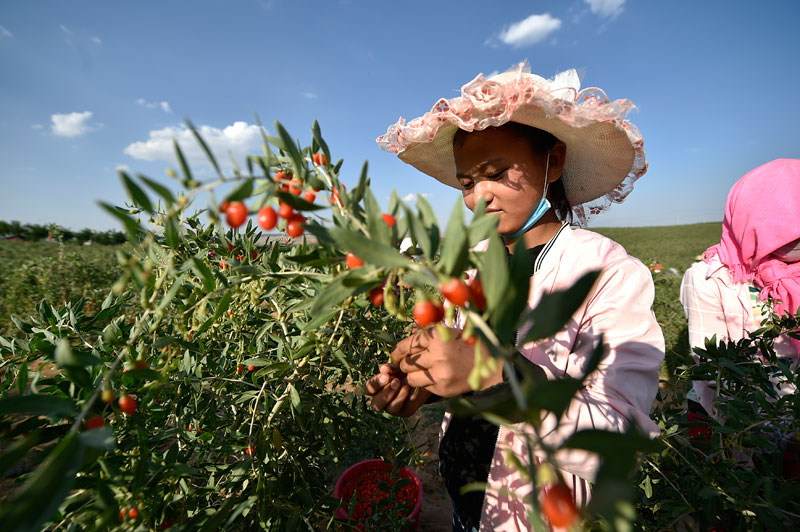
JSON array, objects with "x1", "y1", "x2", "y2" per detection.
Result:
[
  {"x1": 367, "y1": 62, "x2": 665, "y2": 531},
  {"x1": 680, "y1": 159, "x2": 800, "y2": 417}
]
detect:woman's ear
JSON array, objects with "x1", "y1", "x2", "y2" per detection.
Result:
[{"x1": 547, "y1": 141, "x2": 567, "y2": 183}]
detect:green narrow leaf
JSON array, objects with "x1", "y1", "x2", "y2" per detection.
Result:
[
  {"x1": 119, "y1": 171, "x2": 154, "y2": 212},
  {"x1": 173, "y1": 139, "x2": 193, "y2": 182},
  {"x1": 402, "y1": 204, "x2": 431, "y2": 259},
  {"x1": 54, "y1": 338, "x2": 73, "y2": 366},
  {"x1": 563, "y1": 428, "x2": 663, "y2": 455},
  {"x1": 308, "y1": 273, "x2": 360, "y2": 317},
  {"x1": 493, "y1": 239, "x2": 533, "y2": 343},
  {"x1": 389, "y1": 189, "x2": 400, "y2": 216},
  {"x1": 364, "y1": 188, "x2": 390, "y2": 245},
  {"x1": 520, "y1": 270, "x2": 601, "y2": 344},
  {"x1": 194, "y1": 292, "x2": 233, "y2": 335},
  {"x1": 36, "y1": 299, "x2": 56, "y2": 324},
  {"x1": 351, "y1": 161, "x2": 369, "y2": 205},
  {"x1": 466, "y1": 199, "x2": 497, "y2": 247},
  {"x1": 0, "y1": 433, "x2": 84, "y2": 532},
  {"x1": 197, "y1": 496, "x2": 240, "y2": 532},
  {"x1": 440, "y1": 198, "x2": 468, "y2": 276},
  {"x1": 301, "y1": 308, "x2": 340, "y2": 331},
  {"x1": 16, "y1": 358, "x2": 28, "y2": 395},
  {"x1": 186, "y1": 119, "x2": 223, "y2": 178},
  {"x1": 11, "y1": 316, "x2": 33, "y2": 334},
  {"x1": 77, "y1": 426, "x2": 115, "y2": 451},
  {"x1": 0, "y1": 432, "x2": 43, "y2": 479},
  {"x1": 329, "y1": 228, "x2": 413, "y2": 269},
  {"x1": 310, "y1": 120, "x2": 331, "y2": 167},
  {"x1": 302, "y1": 223, "x2": 336, "y2": 247},
  {"x1": 139, "y1": 175, "x2": 176, "y2": 207},
  {"x1": 226, "y1": 179, "x2": 255, "y2": 203},
  {"x1": 641, "y1": 475, "x2": 653, "y2": 498},
  {"x1": 164, "y1": 215, "x2": 180, "y2": 249},
  {"x1": 526, "y1": 377, "x2": 583, "y2": 421},
  {"x1": 191, "y1": 257, "x2": 216, "y2": 292},
  {"x1": 249, "y1": 154, "x2": 268, "y2": 178},
  {"x1": 98, "y1": 202, "x2": 144, "y2": 242},
  {"x1": 155, "y1": 273, "x2": 188, "y2": 313},
  {"x1": 580, "y1": 335, "x2": 606, "y2": 384},
  {"x1": 480, "y1": 236, "x2": 509, "y2": 316},
  {"x1": 54, "y1": 339, "x2": 101, "y2": 368},
  {"x1": 274, "y1": 191, "x2": 325, "y2": 211},
  {"x1": 416, "y1": 194, "x2": 440, "y2": 253},
  {"x1": 274, "y1": 121, "x2": 303, "y2": 175},
  {"x1": 288, "y1": 384, "x2": 301, "y2": 409}
]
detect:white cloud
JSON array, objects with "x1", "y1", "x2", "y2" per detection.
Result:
[
  {"x1": 0, "y1": 25, "x2": 12, "y2": 38},
  {"x1": 300, "y1": 91, "x2": 318, "y2": 100},
  {"x1": 32, "y1": 124, "x2": 43, "y2": 130},
  {"x1": 116, "y1": 164, "x2": 130, "y2": 172},
  {"x1": 498, "y1": 13, "x2": 562, "y2": 47},
  {"x1": 401, "y1": 193, "x2": 432, "y2": 203},
  {"x1": 60, "y1": 24, "x2": 72, "y2": 36},
  {"x1": 585, "y1": 0, "x2": 626, "y2": 18},
  {"x1": 137, "y1": 98, "x2": 172, "y2": 113},
  {"x1": 91, "y1": 36, "x2": 102, "y2": 45},
  {"x1": 51, "y1": 111, "x2": 101, "y2": 137},
  {"x1": 123, "y1": 121, "x2": 263, "y2": 172}
]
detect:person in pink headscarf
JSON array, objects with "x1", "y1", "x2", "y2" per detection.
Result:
[{"x1": 680, "y1": 158, "x2": 800, "y2": 417}]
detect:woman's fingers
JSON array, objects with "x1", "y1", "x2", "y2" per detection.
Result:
[
  {"x1": 365, "y1": 371, "x2": 392, "y2": 395},
  {"x1": 399, "y1": 387, "x2": 434, "y2": 417},
  {"x1": 383, "y1": 382, "x2": 413, "y2": 416},
  {"x1": 403, "y1": 368, "x2": 436, "y2": 389},
  {"x1": 390, "y1": 330, "x2": 431, "y2": 365},
  {"x1": 369, "y1": 378, "x2": 401, "y2": 412},
  {"x1": 365, "y1": 364, "x2": 403, "y2": 395}
]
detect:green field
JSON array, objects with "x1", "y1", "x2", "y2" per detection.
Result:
[
  {"x1": 0, "y1": 240, "x2": 120, "y2": 338},
  {"x1": 0, "y1": 222, "x2": 723, "y2": 375},
  {"x1": 594, "y1": 222, "x2": 722, "y2": 380},
  {"x1": 593, "y1": 222, "x2": 722, "y2": 271}
]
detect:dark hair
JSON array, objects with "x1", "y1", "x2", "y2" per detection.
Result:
[{"x1": 453, "y1": 122, "x2": 572, "y2": 223}]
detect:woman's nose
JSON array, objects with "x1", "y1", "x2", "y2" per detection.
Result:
[{"x1": 473, "y1": 181, "x2": 494, "y2": 205}]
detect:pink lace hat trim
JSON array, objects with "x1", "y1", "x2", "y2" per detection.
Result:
[{"x1": 377, "y1": 61, "x2": 648, "y2": 226}]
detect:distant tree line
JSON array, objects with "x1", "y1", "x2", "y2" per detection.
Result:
[{"x1": 0, "y1": 220, "x2": 126, "y2": 245}]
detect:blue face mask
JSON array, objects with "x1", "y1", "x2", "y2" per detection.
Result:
[{"x1": 500, "y1": 153, "x2": 552, "y2": 239}]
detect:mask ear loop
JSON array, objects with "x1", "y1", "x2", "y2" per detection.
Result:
[{"x1": 541, "y1": 152, "x2": 551, "y2": 202}]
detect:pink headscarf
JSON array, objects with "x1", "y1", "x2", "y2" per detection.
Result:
[{"x1": 704, "y1": 159, "x2": 800, "y2": 355}]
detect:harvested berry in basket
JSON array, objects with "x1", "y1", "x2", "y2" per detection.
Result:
[{"x1": 334, "y1": 459, "x2": 422, "y2": 527}]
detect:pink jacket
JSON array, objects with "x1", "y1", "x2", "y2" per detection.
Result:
[
  {"x1": 680, "y1": 256, "x2": 798, "y2": 416},
  {"x1": 448, "y1": 225, "x2": 665, "y2": 531}
]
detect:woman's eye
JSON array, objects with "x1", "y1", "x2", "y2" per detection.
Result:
[
  {"x1": 460, "y1": 181, "x2": 474, "y2": 190},
  {"x1": 488, "y1": 169, "x2": 507, "y2": 180}
]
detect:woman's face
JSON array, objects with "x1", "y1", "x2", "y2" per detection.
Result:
[
  {"x1": 453, "y1": 127, "x2": 562, "y2": 235},
  {"x1": 772, "y1": 239, "x2": 800, "y2": 263}
]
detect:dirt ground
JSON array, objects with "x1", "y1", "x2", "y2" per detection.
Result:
[{"x1": 405, "y1": 403, "x2": 452, "y2": 531}]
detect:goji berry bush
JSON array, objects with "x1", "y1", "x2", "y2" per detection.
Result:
[
  {"x1": 635, "y1": 309, "x2": 800, "y2": 531},
  {"x1": 0, "y1": 120, "x2": 673, "y2": 531}
]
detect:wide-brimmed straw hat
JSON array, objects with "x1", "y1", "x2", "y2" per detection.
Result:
[{"x1": 377, "y1": 61, "x2": 647, "y2": 225}]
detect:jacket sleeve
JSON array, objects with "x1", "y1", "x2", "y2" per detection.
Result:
[
  {"x1": 531, "y1": 257, "x2": 665, "y2": 481},
  {"x1": 679, "y1": 262, "x2": 731, "y2": 415}
]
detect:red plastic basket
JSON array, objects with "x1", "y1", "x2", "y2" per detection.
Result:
[{"x1": 334, "y1": 459, "x2": 423, "y2": 528}]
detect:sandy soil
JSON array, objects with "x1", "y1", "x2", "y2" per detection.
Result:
[{"x1": 405, "y1": 403, "x2": 453, "y2": 531}]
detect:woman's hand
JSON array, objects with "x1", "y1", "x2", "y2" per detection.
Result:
[
  {"x1": 391, "y1": 327, "x2": 503, "y2": 397},
  {"x1": 365, "y1": 363, "x2": 432, "y2": 417}
]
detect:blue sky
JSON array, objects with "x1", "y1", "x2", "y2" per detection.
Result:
[{"x1": 1, "y1": 0, "x2": 798, "y2": 231}]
